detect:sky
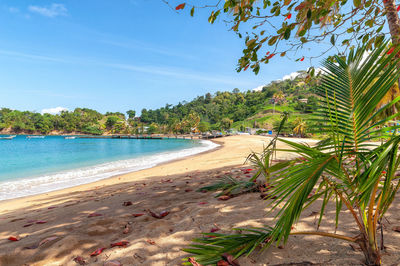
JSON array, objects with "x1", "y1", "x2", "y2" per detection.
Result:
[{"x1": 0, "y1": 0, "x2": 331, "y2": 115}]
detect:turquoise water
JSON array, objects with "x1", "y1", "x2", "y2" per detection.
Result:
[{"x1": 0, "y1": 135, "x2": 217, "y2": 200}]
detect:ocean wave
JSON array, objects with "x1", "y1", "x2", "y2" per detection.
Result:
[{"x1": 0, "y1": 140, "x2": 219, "y2": 201}]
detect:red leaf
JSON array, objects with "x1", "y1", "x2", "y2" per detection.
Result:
[
  {"x1": 217, "y1": 260, "x2": 229, "y2": 266},
  {"x1": 88, "y1": 213, "x2": 102, "y2": 218},
  {"x1": 110, "y1": 240, "x2": 129, "y2": 248},
  {"x1": 132, "y1": 213, "x2": 145, "y2": 217},
  {"x1": 198, "y1": 202, "x2": 208, "y2": 205},
  {"x1": 123, "y1": 201, "x2": 132, "y2": 206},
  {"x1": 243, "y1": 65, "x2": 249, "y2": 71},
  {"x1": 8, "y1": 236, "x2": 20, "y2": 241},
  {"x1": 387, "y1": 47, "x2": 395, "y2": 55},
  {"x1": 284, "y1": 13, "x2": 292, "y2": 21},
  {"x1": 300, "y1": 57, "x2": 305, "y2": 61},
  {"x1": 382, "y1": 170, "x2": 387, "y2": 174},
  {"x1": 160, "y1": 210, "x2": 169, "y2": 217},
  {"x1": 210, "y1": 227, "x2": 220, "y2": 233},
  {"x1": 36, "y1": 220, "x2": 47, "y2": 224},
  {"x1": 185, "y1": 188, "x2": 193, "y2": 192},
  {"x1": 90, "y1": 247, "x2": 106, "y2": 256},
  {"x1": 146, "y1": 239, "x2": 156, "y2": 245},
  {"x1": 218, "y1": 195, "x2": 231, "y2": 201},
  {"x1": 397, "y1": 5, "x2": 400, "y2": 11},
  {"x1": 73, "y1": 256, "x2": 86, "y2": 265},
  {"x1": 175, "y1": 3, "x2": 186, "y2": 10}
]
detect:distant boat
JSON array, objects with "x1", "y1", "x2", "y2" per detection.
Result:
[
  {"x1": 64, "y1": 136, "x2": 76, "y2": 139},
  {"x1": 0, "y1": 135, "x2": 16, "y2": 140},
  {"x1": 27, "y1": 136, "x2": 45, "y2": 139}
]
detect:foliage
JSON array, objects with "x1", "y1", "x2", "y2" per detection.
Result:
[
  {"x1": 184, "y1": 43, "x2": 400, "y2": 265},
  {"x1": 173, "y1": 0, "x2": 400, "y2": 75}
]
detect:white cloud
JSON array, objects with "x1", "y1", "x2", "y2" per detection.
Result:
[
  {"x1": 8, "y1": 7, "x2": 19, "y2": 13},
  {"x1": 28, "y1": 4, "x2": 67, "y2": 18},
  {"x1": 41, "y1": 107, "x2": 68, "y2": 115}
]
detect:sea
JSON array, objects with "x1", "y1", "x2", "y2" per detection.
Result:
[{"x1": 0, "y1": 135, "x2": 218, "y2": 201}]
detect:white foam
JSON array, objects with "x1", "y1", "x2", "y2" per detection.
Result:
[{"x1": 0, "y1": 140, "x2": 219, "y2": 201}]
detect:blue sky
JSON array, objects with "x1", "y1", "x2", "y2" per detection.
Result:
[{"x1": 0, "y1": 0, "x2": 329, "y2": 114}]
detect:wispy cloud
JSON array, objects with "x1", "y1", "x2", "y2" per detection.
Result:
[
  {"x1": 41, "y1": 106, "x2": 68, "y2": 115},
  {"x1": 102, "y1": 40, "x2": 197, "y2": 60},
  {"x1": 28, "y1": 3, "x2": 67, "y2": 18},
  {"x1": 7, "y1": 7, "x2": 19, "y2": 13},
  {"x1": 0, "y1": 48, "x2": 256, "y2": 87}
]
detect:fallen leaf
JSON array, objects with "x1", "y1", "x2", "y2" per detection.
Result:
[
  {"x1": 48, "y1": 206, "x2": 57, "y2": 209},
  {"x1": 88, "y1": 213, "x2": 102, "y2": 218},
  {"x1": 73, "y1": 256, "x2": 86, "y2": 265},
  {"x1": 36, "y1": 220, "x2": 47, "y2": 224},
  {"x1": 217, "y1": 260, "x2": 229, "y2": 266},
  {"x1": 8, "y1": 236, "x2": 20, "y2": 241},
  {"x1": 393, "y1": 226, "x2": 400, "y2": 232},
  {"x1": 90, "y1": 247, "x2": 106, "y2": 256},
  {"x1": 188, "y1": 257, "x2": 202, "y2": 266},
  {"x1": 110, "y1": 240, "x2": 129, "y2": 248},
  {"x1": 222, "y1": 253, "x2": 240, "y2": 266},
  {"x1": 123, "y1": 201, "x2": 132, "y2": 206},
  {"x1": 198, "y1": 202, "x2": 207, "y2": 205},
  {"x1": 39, "y1": 236, "x2": 58, "y2": 246},
  {"x1": 218, "y1": 195, "x2": 231, "y2": 201},
  {"x1": 210, "y1": 227, "x2": 220, "y2": 233},
  {"x1": 146, "y1": 239, "x2": 156, "y2": 245},
  {"x1": 185, "y1": 188, "x2": 193, "y2": 192},
  {"x1": 132, "y1": 213, "x2": 145, "y2": 217},
  {"x1": 148, "y1": 209, "x2": 169, "y2": 219},
  {"x1": 23, "y1": 223, "x2": 34, "y2": 227},
  {"x1": 160, "y1": 210, "x2": 169, "y2": 217}
]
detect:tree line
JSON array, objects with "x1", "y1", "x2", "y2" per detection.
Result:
[{"x1": 0, "y1": 74, "x2": 317, "y2": 135}]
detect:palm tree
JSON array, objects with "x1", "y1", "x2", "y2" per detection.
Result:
[
  {"x1": 293, "y1": 117, "x2": 306, "y2": 137},
  {"x1": 184, "y1": 43, "x2": 400, "y2": 265}
]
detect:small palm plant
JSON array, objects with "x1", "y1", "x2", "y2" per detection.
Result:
[{"x1": 184, "y1": 43, "x2": 400, "y2": 266}]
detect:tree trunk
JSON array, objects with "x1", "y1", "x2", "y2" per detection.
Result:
[
  {"x1": 383, "y1": 0, "x2": 400, "y2": 112},
  {"x1": 356, "y1": 234, "x2": 381, "y2": 266}
]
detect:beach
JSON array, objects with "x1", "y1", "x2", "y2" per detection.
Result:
[{"x1": 1, "y1": 135, "x2": 400, "y2": 265}]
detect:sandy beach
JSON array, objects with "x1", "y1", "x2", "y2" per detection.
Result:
[{"x1": 1, "y1": 135, "x2": 400, "y2": 266}]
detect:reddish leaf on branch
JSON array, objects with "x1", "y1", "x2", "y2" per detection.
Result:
[
  {"x1": 175, "y1": 3, "x2": 186, "y2": 10},
  {"x1": 397, "y1": 5, "x2": 400, "y2": 11},
  {"x1": 110, "y1": 240, "x2": 129, "y2": 248},
  {"x1": 300, "y1": 57, "x2": 305, "y2": 61},
  {"x1": 8, "y1": 236, "x2": 20, "y2": 241},
  {"x1": 90, "y1": 247, "x2": 106, "y2": 256},
  {"x1": 387, "y1": 47, "x2": 395, "y2": 55},
  {"x1": 284, "y1": 13, "x2": 292, "y2": 20},
  {"x1": 243, "y1": 65, "x2": 250, "y2": 71}
]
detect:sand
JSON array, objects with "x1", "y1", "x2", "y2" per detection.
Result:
[{"x1": 1, "y1": 135, "x2": 400, "y2": 266}]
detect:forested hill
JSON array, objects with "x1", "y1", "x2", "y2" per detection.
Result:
[{"x1": 0, "y1": 73, "x2": 318, "y2": 135}]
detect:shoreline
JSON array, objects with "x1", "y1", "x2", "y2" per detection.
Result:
[
  {"x1": 0, "y1": 136, "x2": 256, "y2": 213},
  {"x1": 0, "y1": 138, "x2": 221, "y2": 203}
]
